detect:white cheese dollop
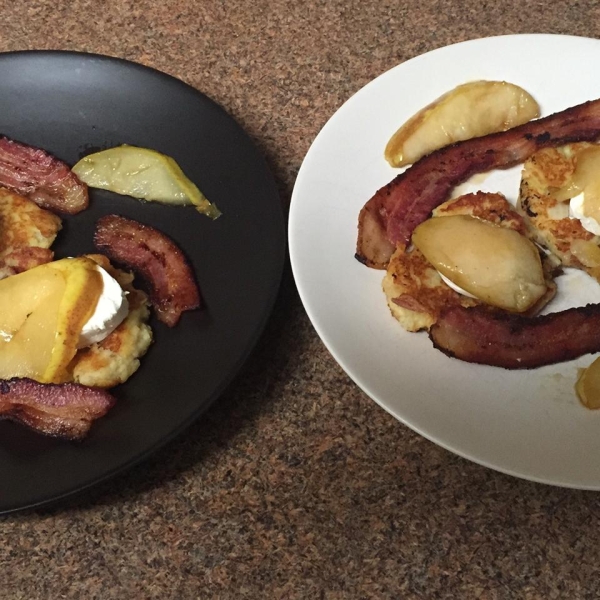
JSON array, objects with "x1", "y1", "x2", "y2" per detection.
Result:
[
  {"x1": 439, "y1": 272, "x2": 478, "y2": 299},
  {"x1": 77, "y1": 266, "x2": 129, "y2": 349},
  {"x1": 570, "y1": 192, "x2": 600, "y2": 235}
]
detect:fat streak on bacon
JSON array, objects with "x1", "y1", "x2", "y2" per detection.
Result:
[
  {"x1": 0, "y1": 136, "x2": 88, "y2": 214},
  {"x1": 0, "y1": 378, "x2": 115, "y2": 440},
  {"x1": 356, "y1": 98, "x2": 600, "y2": 269}
]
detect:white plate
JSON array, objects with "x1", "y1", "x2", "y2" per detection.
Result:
[{"x1": 289, "y1": 34, "x2": 600, "y2": 489}]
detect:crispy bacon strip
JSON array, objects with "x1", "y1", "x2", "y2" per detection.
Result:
[
  {"x1": 0, "y1": 137, "x2": 88, "y2": 214},
  {"x1": 429, "y1": 304, "x2": 600, "y2": 369},
  {"x1": 357, "y1": 98, "x2": 600, "y2": 268},
  {"x1": 0, "y1": 378, "x2": 115, "y2": 440},
  {"x1": 94, "y1": 214, "x2": 201, "y2": 327}
]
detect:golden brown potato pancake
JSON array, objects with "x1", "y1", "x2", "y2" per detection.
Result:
[
  {"x1": 518, "y1": 142, "x2": 600, "y2": 280},
  {"x1": 0, "y1": 188, "x2": 62, "y2": 278},
  {"x1": 383, "y1": 192, "x2": 557, "y2": 332}
]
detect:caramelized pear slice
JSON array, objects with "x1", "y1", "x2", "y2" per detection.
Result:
[
  {"x1": 73, "y1": 145, "x2": 220, "y2": 219},
  {"x1": 412, "y1": 215, "x2": 546, "y2": 312},
  {"x1": 0, "y1": 257, "x2": 103, "y2": 383},
  {"x1": 553, "y1": 147, "x2": 600, "y2": 236},
  {"x1": 576, "y1": 357, "x2": 600, "y2": 409},
  {"x1": 0, "y1": 268, "x2": 65, "y2": 380},
  {"x1": 44, "y1": 258, "x2": 103, "y2": 382},
  {"x1": 385, "y1": 81, "x2": 540, "y2": 168}
]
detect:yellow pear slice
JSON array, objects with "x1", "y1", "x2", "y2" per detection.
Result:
[
  {"x1": 0, "y1": 257, "x2": 103, "y2": 383},
  {"x1": 412, "y1": 215, "x2": 546, "y2": 313},
  {"x1": 0, "y1": 268, "x2": 66, "y2": 380},
  {"x1": 576, "y1": 358, "x2": 600, "y2": 409},
  {"x1": 385, "y1": 81, "x2": 540, "y2": 168},
  {"x1": 45, "y1": 258, "x2": 104, "y2": 381},
  {"x1": 72, "y1": 145, "x2": 220, "y2": 219},
  {"x1": 553, "y1": 147, "x2": 600, "y2": 226}
]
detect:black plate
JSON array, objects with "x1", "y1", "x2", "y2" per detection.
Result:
[{"x1": 0, "y1": 51, "x2": 285, "y2": 513}]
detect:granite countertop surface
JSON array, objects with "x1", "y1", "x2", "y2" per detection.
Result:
[{"x1": 2, "y1": 1, "x2": 600, "y2": 598}]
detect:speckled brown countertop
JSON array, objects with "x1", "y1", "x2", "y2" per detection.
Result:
[{"x1": 2, "y1": 1, "x2": 600, "y2": 598}]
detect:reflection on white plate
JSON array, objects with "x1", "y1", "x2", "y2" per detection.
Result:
[{"x1": 289, "y1": 34, "x2": 600, "y2": 489}]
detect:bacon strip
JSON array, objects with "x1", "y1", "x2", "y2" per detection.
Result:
[
  {"x1": 0, "y1": 378, "x2": 115, "y2": 440},
  {"x1": 357, "y1": 98, "x2": 600, "y2": 268},
  {"x1": 0, "y1": 137, "x2": 88, "y2": 214},
  {"x1": 429, "y1": 304, "x2": 600, "y2": 369},
  {"x1": 94, "y1": 215, "x2": 201, "y2": 326}
]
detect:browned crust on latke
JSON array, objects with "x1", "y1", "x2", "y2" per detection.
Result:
[
  {"x1": 384, "y1": 244, "x2": 478, "y2": 331},
  {"x1": 433, "y1": 191, "x2": 529, "y2": 234},
  {"x1": 518, "y1": 143, "x2": 600, "y2": 277},
  {"x1": 0, "y1": 188, "x2": 62, "y2": 277}
]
